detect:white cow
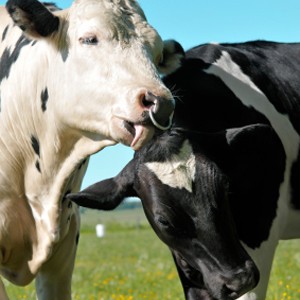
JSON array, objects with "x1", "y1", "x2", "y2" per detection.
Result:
[{"x1": 0, "y1": 0, "x2": 183, "y2": 299}]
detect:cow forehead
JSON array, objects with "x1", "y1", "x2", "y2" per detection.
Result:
[
  {"x1": 69, "y1": 0, "x2": 162, "y2": 45},
  {"x1": 145, "y1": 140, "x2": 196, "y2": 192},
  {"x1": 70, "y1": 1, "x2": 126, "y2": 29}
]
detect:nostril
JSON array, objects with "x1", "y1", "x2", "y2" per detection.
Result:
[
  {"x1": 224, "y1": 281, "x2": 244, "y2": 299},
  {"x1": 141, "y1": 91, "x2": 158, "y2": 110},
  {"x1": 223, "y1": 263, "x2": 259, "y2": 298},
  {"x1": 138, "y1": 90, "x2": 175, "y2": 131},
  {"x1": 225, "y1": 279, "x2": 243, "y2": 293}
]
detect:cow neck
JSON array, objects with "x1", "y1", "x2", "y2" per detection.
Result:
[
  {"x1": 28, "y1": 118, "x2": 115, "y2": 272},
  {"x1": 0, "y1": 103, "x2": 114, "y2": 273}
]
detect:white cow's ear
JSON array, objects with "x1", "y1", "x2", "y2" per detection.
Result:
[
  {"x1": 6, "y1": 0, "x2": 60, "y2": 39},
  {"x1": 158, "y1": 40, "x2": 185, "y2": 76}
]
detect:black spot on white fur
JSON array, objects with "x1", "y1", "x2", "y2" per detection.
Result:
[
  {"x1": 35, "y1": 160, "x2": 41, "y2": 173},
  {"x1": 31, "y1": 135, "x2": 40, "y2": 157},
  {"x1": 41, "y1": 88, "x2": 49, "y2": 112},
  {"x1": 0, "y1": 36, "x2": 31, "y2": 83},
  {"x1": 1, "y1": 26, "x2": 9, "y2": 42}
]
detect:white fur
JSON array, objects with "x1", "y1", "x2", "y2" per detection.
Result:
[
  {"x1": 145, "y1": 140, "x2": 196, "y2": 193},
  {"x1": 0, "y1": 0, "x2": 175, "y2": 298}
]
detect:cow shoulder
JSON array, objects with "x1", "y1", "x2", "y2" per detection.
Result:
[{"x1": 201, "y1": 41, "x2": 300, "y2": 133}]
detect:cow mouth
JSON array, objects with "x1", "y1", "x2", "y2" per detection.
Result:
[
  {"x1": 124, "y1": 120, "x2": 135, "y2": 136},
  {"x1": 176, "y1": 255, "x2": 251, "y2": 300},
  {"x1": 123, "y1": 120, "x2": 154, "y2": 150}
]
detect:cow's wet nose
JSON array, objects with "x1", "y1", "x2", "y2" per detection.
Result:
[
  {"x1": 141, "y1": 91, "x2": 175, "y2": 130},
  {"x1": 223, "y1": 261, "x2": 259, "y2": 299}
]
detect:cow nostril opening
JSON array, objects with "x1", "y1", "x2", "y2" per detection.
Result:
[
  {"x1": 141, "y1": 92, "x2": 157, "y2": 109},
  {"x1": 223, "y1": 262, "x2": 259, "y2": 298},
  {"x1": 224, "y1": 282, "x2": 245, "y2": 299},
  {"x1": 139, "y1": 91, "x2": 174, "y2": 131}
]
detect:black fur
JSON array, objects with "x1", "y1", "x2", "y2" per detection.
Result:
[
  {"x1": 0, "y1": 36, "x2": 31, "y2": 83},
  {"x1": 41, "y1": 87, "x2": 49, "y2": 112},
  {"x1": 31, "y1": 135, "x2": 40, "y2": 157},
  {"x1": 1, "y1": 25, "x2": 9, "y2": 41},
  {"x1": 6, "y1": 0, "x2": 59, "y2": 37},
  {"x1": 35, "y1": 160, "x2": 41, "y2": 173}
]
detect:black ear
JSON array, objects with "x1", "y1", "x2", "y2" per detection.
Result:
[
  {"x1": 183, "y1": 123, "x2": 285, "y2": 171},
  {"x1": 159, "y1": 40, "x2": 185, "y2": 75},
  {"x1": 221, "y1": 123, "x2": 286, "y2": 185},
  {"x1": 224, "y1": 123, "x2": 285, "y2": 164},
  {"x1": 225, "y1": 123, "x2": 278, "y2": 148},
  {"x1": 6, "y1": 0, "x2": 60, "y2": 38},
  {"x1": 67, "y1": 159, "x2": 138, "y2": 210},
  {"x1": 218, "y1": 125, "x2": 285, "y2": 248}
]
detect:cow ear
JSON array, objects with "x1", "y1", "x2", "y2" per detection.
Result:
[
  {"x1": 223, "y1": 123, "x2": 285, "y2": 171},
  {"x1": 6, "y1": 0, "x2": 60, "y2": 39},
  {"x1": 185, "y1": 123, "x2": 284, "y2": 168},
  {"x1": 67, "y1": 159, "x2": 138, "y2": 210},
  {"x1": 225, "y1": 124, "x2": 279, "y2": 149},
  {"x1": 158, "y1": 40, "x2": 185, "y2": 75}
]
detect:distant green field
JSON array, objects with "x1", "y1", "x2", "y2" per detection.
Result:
[{"x1": 4, "y1": 208, "x2": 300, "y2": 299}]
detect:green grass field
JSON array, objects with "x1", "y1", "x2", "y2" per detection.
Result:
[{"x1": 4, "y1": 208, "x2": 300, "y2": 299}]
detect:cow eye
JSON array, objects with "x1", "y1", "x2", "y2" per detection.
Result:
[
  {"x1": 156, "y1": 216, "x2": 171, "y2": 228},
  {"x1": 80, "y1": 36, "x2": 99, "y2": 46}
]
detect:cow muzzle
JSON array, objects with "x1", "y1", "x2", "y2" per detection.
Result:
[
  {"x1": 219, "y1": 260, "x2": 259, "y2": 299},
  {"x1": 175, "y1": 252, "x2": 259, "y2": 300},
  {"x1": 142, "y1": 92, "x2": 174, "y2": 131}
]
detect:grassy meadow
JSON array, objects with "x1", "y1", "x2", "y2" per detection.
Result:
[{"x1": 4, "y1": 207, "x2": 300, "y2": 300}]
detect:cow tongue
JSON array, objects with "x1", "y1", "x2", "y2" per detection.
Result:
[{"x1": 130, "y1": 124, "x2": 154, "y2": 151}]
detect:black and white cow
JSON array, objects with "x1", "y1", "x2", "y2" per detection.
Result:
[
  {"x1": 69, "y1": 40, "x2": 300, "y2": 300},
  {"x1": 0, "y1": 0, "x2": 182, "y2": 299}
]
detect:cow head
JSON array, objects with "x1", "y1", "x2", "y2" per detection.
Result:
[
  {"x1": 5, "y1": 0, "x2": 184, "y2": 151},
  {"x1": 66, "y1": 123, "x2": 288, "y2": 299}
]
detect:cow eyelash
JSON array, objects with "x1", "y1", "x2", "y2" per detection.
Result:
[
  {"x1": 156, "y1": 216, "x2": 170, "y2": 227},
  {"x1": 79, "y1": 36, "x2": 99, "y2": 46}
]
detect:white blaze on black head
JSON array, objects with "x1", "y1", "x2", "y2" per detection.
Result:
[{"x1": 145, "y1": 140, "x2": 196, "y2": 192}]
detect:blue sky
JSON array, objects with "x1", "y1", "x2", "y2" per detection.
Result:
[{"x1": 1, "y1": 0, "x2": 300, "y2": 188}]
